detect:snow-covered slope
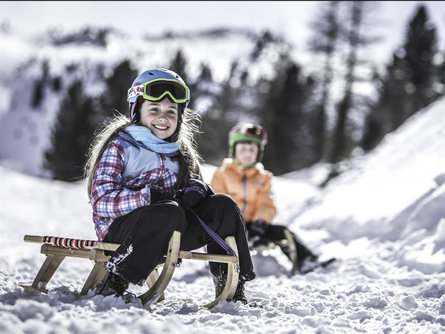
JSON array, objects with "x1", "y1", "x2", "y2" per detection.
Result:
[
  {"x1": 1, "y1": 97, "x2": 445, "y2": 333},
  {"x1": 282, "y1": 96, "x2": 445, "y2": 274}
]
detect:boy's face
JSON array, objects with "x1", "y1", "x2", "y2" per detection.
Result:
[
  {"x1": 140, "y1": 98, "x2": 178, "y2": 139},
  {"x1": 235, "y1": 142, "x2": 259, "y2": 167}
]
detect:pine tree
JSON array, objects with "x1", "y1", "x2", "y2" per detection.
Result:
[
  {"x1": 307, "y1": 1, "x2": 341, "y2": 162},
  {"x1": 328, "y1": 1, "x2": 364, "y2": 165},
  {"x1": 250, "y1": 30, "x2": 274, "y2": 61},
  {"x1": 31, "y1": 61, "x2": 50, "y2": 109},
  {"x1": 196, "y1": 62, "x2": 233, "y2": 165},
  {"x1": 361, "y1": 4, "x2": 441, "y2": 151},
  {"x1": 361, "y1": 54, "x2": 409, "y2": 150},
  {"x1": 99, "y1": 59, "x2": 138, "y2": 118},
  {"x1": 169, "y1": 49, "x2": 188, "y2": 84},
  {"x1": 44, "y1": 80, "x2": 98, "y2": 181},
  {"x1": 321, "y1": 1, "x2": 380, "y2": 185},
  {"x1": 257, "y1": 54, "x2": 308, "y2": 174},
  {"x1": 403, "y1": 4, "x2": 439, "y2": 111}
]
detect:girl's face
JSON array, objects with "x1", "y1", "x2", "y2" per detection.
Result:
[
  {"x1": 235, "y1": 142, "x2": 259, "y2": 168},
  {"x1": 139, "y1": 99, "x2": 179, "y2": 140}
]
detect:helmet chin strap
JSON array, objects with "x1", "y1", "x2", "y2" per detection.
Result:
[{"x1": 130, "y1": 103, "x2": 137, "y2": 121}]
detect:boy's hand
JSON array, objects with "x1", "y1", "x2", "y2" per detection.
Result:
[{"x1": 247, "y1": 219, "x2": 269, "y2": 237}]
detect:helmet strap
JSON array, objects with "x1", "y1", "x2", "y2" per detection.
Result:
[{"x1": 130, "y1": 102, "x2": 137, "y2": 121}]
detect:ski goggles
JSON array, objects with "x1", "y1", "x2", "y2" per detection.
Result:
[
  {"x1": 245, "y1": 125, "x2": 267, "y2": 141},
  {"x1": 229, "y1": 125, "x2": 268, "y2": 149},
  {"x1": 237, "y1": 124, "x2": 267, "y2": 143},
  {"x1": 127, "y1": 78, "x2": 189, "y2": 104}
]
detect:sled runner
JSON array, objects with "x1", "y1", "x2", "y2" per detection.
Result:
[
  {"x1": 20, "y1": 231, "x2": 239, "y2": 309},
  {"x1": 250, "y1": 229, "x2": 336, "y2": 275},
  {"x1": 250, "y1": 229, "x2": 300, "y2": 274}
]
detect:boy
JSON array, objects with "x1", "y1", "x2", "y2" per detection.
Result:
[{"x1": 211, "y1": 123, "x2": 334, "y2": 274}]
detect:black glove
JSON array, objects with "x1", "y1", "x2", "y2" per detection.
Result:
[
  {"x1": 150, "y1": 188, "x2": 175, "y2": 204},
  {"x1": 177, "y1": 179, "x2": 211, "y2": 209},
  {"x1": 247, "y1": 219, "x2": 269, "y2": 238}
]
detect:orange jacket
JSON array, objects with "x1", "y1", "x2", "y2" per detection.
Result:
[{"x1": 211, "y1": 158, "x2": 277, "y2": 224}]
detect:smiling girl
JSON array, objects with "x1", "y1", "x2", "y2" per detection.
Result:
[{"x1": 84, "y1": 69, "x2": 255, "y2": 303}]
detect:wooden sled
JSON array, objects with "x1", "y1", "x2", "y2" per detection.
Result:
[
  {"x1": 20, "y1": 230, "x2": 240, "y2": 309},
  {"x1": 250, "y1": 229, "x2": 299, "y2": 274}
]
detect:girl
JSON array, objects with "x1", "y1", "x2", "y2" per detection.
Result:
[
  {"x1": 211, "y1": 123, "x2": 328, "y2": 274},
  {"x1": 84, "y1": 69, "x2": 255, "y2": 304}
]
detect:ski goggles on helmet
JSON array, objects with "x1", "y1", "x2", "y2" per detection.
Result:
[
  {"x1": 244, "y1": 124, "x2": 267, "y2": 142},
  {"x1": 127, "y1": 78, "x2": 189, "y2": 104},
  {"x1": 229, "y1": 123, "x2": 268, "y2": 149},
  {"x1": 232, "y1": 124, "x2": 267, "y2": 143}
]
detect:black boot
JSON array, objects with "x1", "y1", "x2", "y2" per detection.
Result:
[
  {"x1": 232, "y1": 281, "x2": 248, "y2": 304},
  {"x1": 213, "y1": 274, "x2": 248, "y2": 305},
  {"x1": 94, "y1": 271, "x2": 129, "y2": 297}
]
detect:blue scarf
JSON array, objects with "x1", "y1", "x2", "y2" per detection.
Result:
[{"x1": 125, "y1": 124, "x2": 180, "y2": 154}]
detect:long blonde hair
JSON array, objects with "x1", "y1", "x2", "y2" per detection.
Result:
[{"x1": 84, "y1": 106, "x2": 203, "y2": 195}]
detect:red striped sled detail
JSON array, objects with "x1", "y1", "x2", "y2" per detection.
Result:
[{"x1": 42, "y1": 236, "x2": 97, "y2": 249}]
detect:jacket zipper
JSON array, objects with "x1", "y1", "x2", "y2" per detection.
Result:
[{"x1": 242, "y1": 173, "x2": 247, "y2": 214}]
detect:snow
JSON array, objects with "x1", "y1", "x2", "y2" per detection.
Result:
[{"x1": 1, "y1": 97, "x2": 445, "y2": 333}]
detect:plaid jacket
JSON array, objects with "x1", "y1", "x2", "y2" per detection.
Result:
[{"x1": 90, "y1": 132, "x2": 179, "y2": 240}]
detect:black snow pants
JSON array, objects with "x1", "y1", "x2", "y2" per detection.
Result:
[{"x1": 103, "y1": 194, "x2": 256, "y2": 285}]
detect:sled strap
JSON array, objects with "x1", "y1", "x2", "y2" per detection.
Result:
[{"x1": 188, "y1": 209, "x2": 237, "y2": 256}]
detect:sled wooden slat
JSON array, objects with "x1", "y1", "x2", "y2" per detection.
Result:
[
  {"x1": 178, "y1": 250, "x2": 238, "y2": 263},
  {"x1": 80, "y1": 260, "x2": 107, "y2": 296},
  {"x1": 21, "y1": 231, "x2": 240, "y2": 309},
  {"x1": 41, "y1": 244, "x2": 91, "y2": 258},
  {"x1": 20, "y1": 253, "x2": 65, "y2": 294}
]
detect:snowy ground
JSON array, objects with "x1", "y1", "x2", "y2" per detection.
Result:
[{"x1": 1, "y1": 97, "x2": 445, "y2": 333}]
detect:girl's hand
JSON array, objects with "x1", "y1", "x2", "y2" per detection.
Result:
[
  {"x1": 150, "y1": 188, "x2": 175, "y2": 204},
  {"x1": 176, "y1": 179, "x2": 211, "y2": 209}
]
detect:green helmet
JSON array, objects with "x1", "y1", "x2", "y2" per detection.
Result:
[{"x1": 228, "y1": 123, "x2": 268, "y2": 160}]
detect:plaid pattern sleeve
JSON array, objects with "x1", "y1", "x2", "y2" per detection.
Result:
[{"x1": 90, "y1": 141, "x2": 150, "y2": 220}]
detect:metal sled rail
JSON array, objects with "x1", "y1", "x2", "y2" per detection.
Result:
[{"x1": 20, "y1": 231, "x2": 240, "y2": 309}]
